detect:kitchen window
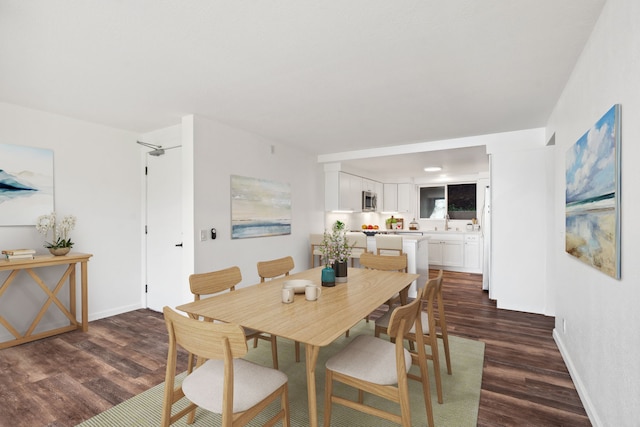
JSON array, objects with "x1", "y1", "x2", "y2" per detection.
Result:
[{"x1": 418, "y1": 183, "x2": 477, "y2": 220}]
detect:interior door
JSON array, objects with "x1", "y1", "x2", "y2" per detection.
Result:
[{"x1": 145, "y1": 148, "x2": 183, "y2": 311}]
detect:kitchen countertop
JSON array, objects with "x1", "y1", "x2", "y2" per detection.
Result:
[{"x1": 368, "y1": 229, "x2": 481, "y2": 236}]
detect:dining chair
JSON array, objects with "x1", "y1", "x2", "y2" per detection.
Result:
[
  {"x1": 360, "y1": 251, "x2": 408, "y2": 311},
  {"x1": 161, "y1": 307, "x2": 290, "y2": 427},
  {"x1": 346, "y1": 231, "x2": 368, "y2": 267},
  {"x1": 309, "y1": 234, "x2": 325, "y2": 267},
  {"x1": 433, "y1": 270, "x2": 452, "y2": 375},
  {"x1": 257, "y1": 256, "x2": 295, "y2": 282},
  {"x1": 188, "y1": 266, "x2": 279, "y2": 370},
  {"x1": 256, "y1": 256, "x2": 300, "y2": 363},
  {"x1": 375, "y1": 234, "x2": 403, "y2": 255},
  {"x1": 374, "y1": 271, "x2": 447, "y2": 404},
  {"x1": 343, "y1": 251, "x2": 409, "y2": 338},
  {"x1": 323, "y1": 286, "x2": 434, "y2": 427}
]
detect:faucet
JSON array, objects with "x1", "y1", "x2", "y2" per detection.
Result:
[{"x1": 445, "y1": 214, "x2": 450, "y2": 231}]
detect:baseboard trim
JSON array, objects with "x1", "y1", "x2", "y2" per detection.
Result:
[
  {"x1": 89, "y1": 303, "x2": 145, "y2": 322},
  {"x1": 553, "y1": 328, "x2": 602, "y2": 427}
]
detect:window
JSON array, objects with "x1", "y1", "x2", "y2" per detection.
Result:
[
  {"x1": 419, "y1": 183, "x2": 477, "y2": 220},
  {"x1": 419, "y1": 186, "x2": 445, "y2": 218}
]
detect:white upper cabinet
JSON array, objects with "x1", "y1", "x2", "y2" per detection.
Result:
[
  {"x1": 325, "y1": 171, "x2": 362, "y2": 212},
  {"x1": 383, "y1": 183, "x2": 398, "y2": 211},
  {"x1": 397, "y1": 183, "x2": 414, "y2": 213}
]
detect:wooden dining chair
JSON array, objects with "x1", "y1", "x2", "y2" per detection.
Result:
[
  {"x1": 374, "y1": 271, "x2": 447, "y2": 404},
  {"x1": 161, "y1": 307, "x2": 290, "y2": 427},
  {"x1": 360, "y1": 251, "x2": 408, "y2": 311},
  {"x1": 375, "y1": 234, "x2": 403, "y2": 255},
  {"x1": 309, "y1": 234, "x2": 325, "y2": 267},
  {"x1": 433, "y1": 270, "x2": 452, "y2": 376},
  {"x1": 256, "y1": 256, "x2": 300, "y2": 362},
  {"x1": 323, "y1": 286, "x2": 433, "y2": 427},
  {"x1": 188, "y1": 266, "x2": 279, "y2": 370},
  {"x1": 257, "y1": 256, "x2": 295, "y2": 282},
  {"x1": 343, "y1": 252, "x2": 409, "y2": 338},
  {"x1": 346, "y1": 231, "x2": 368, "y2": 267}
]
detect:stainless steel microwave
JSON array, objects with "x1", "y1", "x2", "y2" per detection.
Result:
[{"x1": 362, "y1": 190, "x2": 377, "y2": 212}]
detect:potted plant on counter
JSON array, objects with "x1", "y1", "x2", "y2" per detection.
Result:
[{"x1": 320, "y1": 220, "x2": 354, "y2": 285}]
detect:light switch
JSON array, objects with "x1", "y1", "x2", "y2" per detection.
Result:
[{"x1": 200, "y1": 229, "x2": 208, "y2": 241}]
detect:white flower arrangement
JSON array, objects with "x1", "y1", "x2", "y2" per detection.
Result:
[
  {"x1": 35, "y1": 212, "x2": 76, "y2": 249},
  {"x1": 319, "y1": 220, "x2": 354, "y2": 267}
]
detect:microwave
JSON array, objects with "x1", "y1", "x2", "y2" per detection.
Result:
[{"x1": 362, "y1": 190, "x2": 377, "y2": 212}]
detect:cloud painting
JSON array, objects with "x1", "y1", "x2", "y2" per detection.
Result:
[
  {"x1": 0, "y1": 144, "x2": 54, "y2": 226},
  {"x1": 565, "y1": 105, "x2": 620, "y2": 278}
]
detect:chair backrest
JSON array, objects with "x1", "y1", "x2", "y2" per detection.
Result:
[
  {"x1": 417, "y1": 276, "x2": 439, "y2": 330},
  {"x1": 386, "y1": 285, "x2": 425, "y2": 340},
  {"x1": 164, "y1": 306, "x2": 248, "y2": 362},
  {"x1": 189, "y1": 266, "x2": 242, "y2": 301},
  {"x1": 359, "y1": 252, "x2": 407, "y2": 272},
  {"x1": 257, "y1": 256, "x2": 295, "y2": 282},
  {"x1": 375, "y1": 234, "x2": 403, "y2": 255},
  {"x1": 346, "y1": 232, "x2": 368, "y2": 255}
]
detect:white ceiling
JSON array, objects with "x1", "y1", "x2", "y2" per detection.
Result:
[{"x1": 0, "y1": 1, "x2": 605, "y2": 176}]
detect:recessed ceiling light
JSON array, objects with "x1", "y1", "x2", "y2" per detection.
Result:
[{"x1": 423, "y1": 166, "x2": 442, "y2": 172}]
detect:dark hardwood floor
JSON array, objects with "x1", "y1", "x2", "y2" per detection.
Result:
[{"x1": 0, "y1": 270, "x2": 590, "y2": 426}]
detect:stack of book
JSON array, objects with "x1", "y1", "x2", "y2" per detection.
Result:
[{"x1": 2, "y1": 249, "x2": 36, "y2": 260}]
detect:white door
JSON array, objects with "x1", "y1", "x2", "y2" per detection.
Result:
[{"x1": 145, "y1": 148, "x2": 184, "y2": 312}]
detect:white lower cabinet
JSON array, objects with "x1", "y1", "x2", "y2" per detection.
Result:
[
  {"x1": 463, "y1": 234, "x2": 481, "y2": 270},
  {"x1": 427, "y1": 234, "x2": 463, "y2": 268},
  {"x1": 426, "y1": 232, "x2": 482, "y2": 273}
]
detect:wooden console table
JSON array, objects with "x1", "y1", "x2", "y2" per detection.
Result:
[{"x1": 0, "y1": 252, "x2": 93, "y2": 349}]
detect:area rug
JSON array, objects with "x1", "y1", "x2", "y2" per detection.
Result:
[{"x1": 77, "y1": 320, "x2": 484, "y2": 427}]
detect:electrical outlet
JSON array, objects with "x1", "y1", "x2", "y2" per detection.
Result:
[{"x1": 200, "y1": 229, "x2": 208, "y2": 241}]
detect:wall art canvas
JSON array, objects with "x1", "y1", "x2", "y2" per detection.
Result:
[
  {"x1": 565, "y1": 104, "x2": 621, "y2": 278},
  {"x1": 0, "y1": 144, "x2": 54, "y2": 226},
  {"x1": 231, "y1": 175, "x2": 291, "y2": 239}
]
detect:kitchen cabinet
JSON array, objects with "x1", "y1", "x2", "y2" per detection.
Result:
[
  {"x1": 383, "y1": 183, "x2": 413, "y2": 213},
  {"x1": 426, "y1": 232, "x2": 482, "y2": 273},
  {"x1": 464, "y1": 234, "x2": 481, "y2": 270},
  {"x1": 325, "y1": 171, "x2": 362, "y2": 212},
  {"x1": 383, "y1": 183, "x2": 398, "y2": 212},
  {"x1": 427, "y1": 233, "x2": 464, "y2": 268},
  {"x1": 397, "y1": 183, "x2": 414, "y2": 213}
]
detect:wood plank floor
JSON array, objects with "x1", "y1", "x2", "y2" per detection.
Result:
[{"x1": 0, "y1": 270, "x2": 590, "y2": 426}]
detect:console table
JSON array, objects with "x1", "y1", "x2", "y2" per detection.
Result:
[{"x1": 0, "y1": 252, "x2": 93, "y2": 349}]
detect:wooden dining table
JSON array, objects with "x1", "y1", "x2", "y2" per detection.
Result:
[{"x1": 176, "y1": 266, "x2": 419, "y2": 427}]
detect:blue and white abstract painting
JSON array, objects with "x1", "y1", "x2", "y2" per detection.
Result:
[
  {"x1": 0, "y1": 144, "x2": 54, "y2": 226},
  {"x1": 565, "y1": 104, "x2": 621, "y2": 278},
  {"x1": 231, "y1": 175, "x2": 291, "y2": 239}
]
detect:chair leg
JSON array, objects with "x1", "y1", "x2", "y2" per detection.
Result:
[
  {"x1": 438, "y1": 310, "x2": 453, "y2": 375},
  {"x1": 428, "y1": 334, "x2": 443, "y2": 404},
  {"x1": 271, "y1": 335, "x2": 279, "y2": 370},
  {"x1": 295, "y1": 341, "x2": 300, "y2": 362}
]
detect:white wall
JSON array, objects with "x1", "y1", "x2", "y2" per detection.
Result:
[
  {"x1": 0, "y1": 103, "x2": 143, "y2": 340},
  {"x1": 189, "y1": 115, "x2": 324, "y2": 284},
  {"x1": 546, "y1": 0, "x2": 640, "y2": 424}
]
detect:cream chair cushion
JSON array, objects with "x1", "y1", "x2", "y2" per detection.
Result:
[
  {"x1": 325, "y1": 334, "x2": 412, "y2": 385},
  {"x1": 183, "y1": 358, "x2": 288, "y2": 413}
]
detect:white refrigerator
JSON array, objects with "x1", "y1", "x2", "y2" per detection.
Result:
[{"x1": 481, "y1": 186, "x2": 491, "y2": 292}]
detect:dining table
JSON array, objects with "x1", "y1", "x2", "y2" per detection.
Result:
[{"x1": 175, "y1": 266, "x2": 420, "y2": 427}]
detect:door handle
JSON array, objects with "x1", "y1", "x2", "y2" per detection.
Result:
[{"x1": 175, "y1": 243, "x2": 183, "y2": 247}]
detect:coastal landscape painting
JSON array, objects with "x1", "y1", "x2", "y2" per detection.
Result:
[
  {"x1": 565, "y1": 104, "x2": 621, "y2": 278},
  {"x1": 0, "y1": 144, "x2": 54, "y2": 226},
  {"x1": 231, "y1": 175, "x2": 291, "y2": 239}
]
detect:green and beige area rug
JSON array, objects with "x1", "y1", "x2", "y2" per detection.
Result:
[{"x1": 78, "y1": 320, "x2": 484, "y2": 427}]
